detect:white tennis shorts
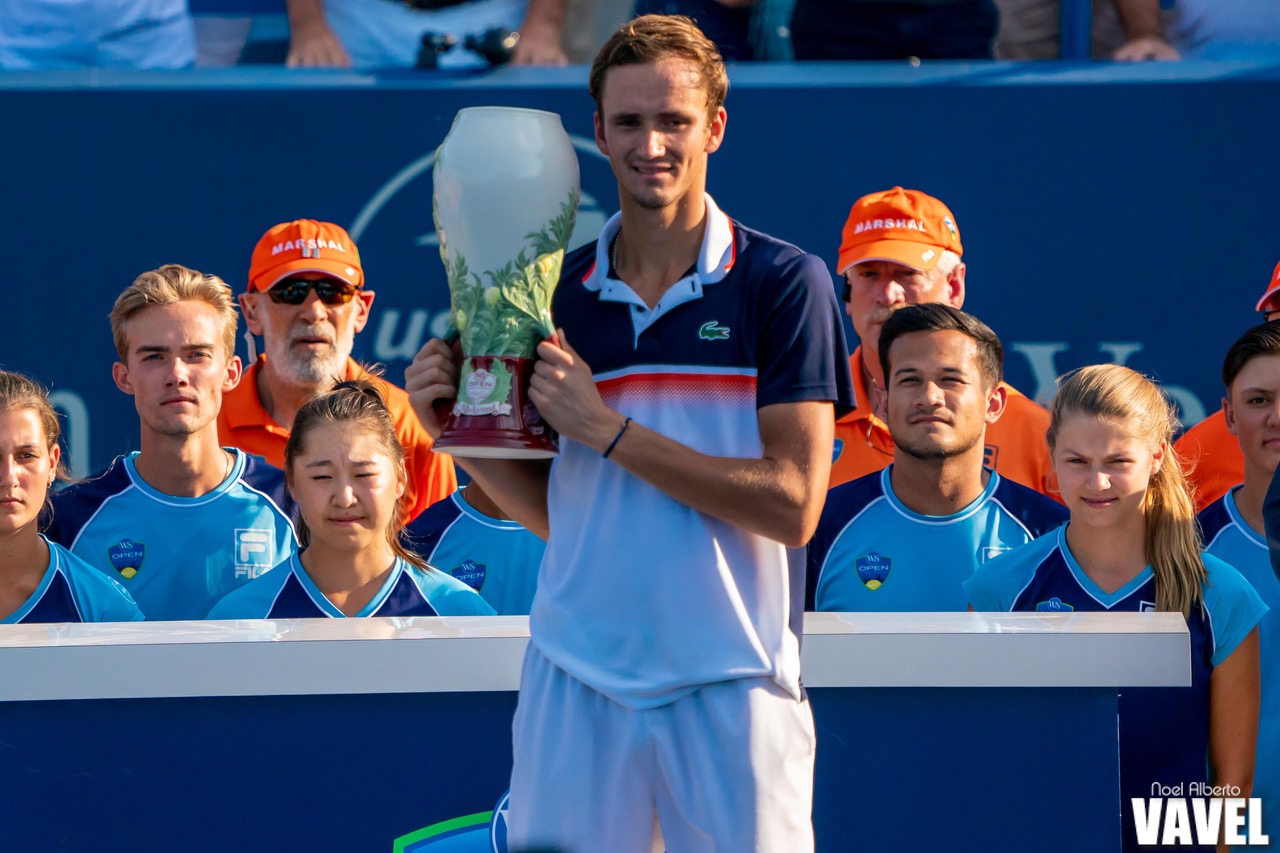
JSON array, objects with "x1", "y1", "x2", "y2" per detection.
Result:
[{"x1": 507, "y1": 645, "x2": 816, "y2": 853}]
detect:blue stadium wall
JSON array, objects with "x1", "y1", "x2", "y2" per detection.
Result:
[{"x1": 0, "y1": 60, "x2": 1277, "y2": 475}]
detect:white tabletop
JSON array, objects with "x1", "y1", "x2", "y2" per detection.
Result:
[{"x1": 0, "y1": 612, "x2": 1190, "y2": 701}]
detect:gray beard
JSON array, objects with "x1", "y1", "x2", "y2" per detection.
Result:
[{"x1": 279, "y1": 347, "x2": 347, "y2": 388}]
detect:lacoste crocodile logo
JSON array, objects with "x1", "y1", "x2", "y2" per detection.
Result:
[{"x1": 699, "y1": 321, "x2": 730, "y2": 341}]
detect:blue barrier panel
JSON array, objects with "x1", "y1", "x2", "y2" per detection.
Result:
[
  {"x1": 0, "y1": 614, "x2": 1179, "y2": 851},
  {"x1": 0, "y1": 62, "x2": 1278, "y2": 475}
]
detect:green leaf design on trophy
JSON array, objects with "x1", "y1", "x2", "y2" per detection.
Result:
[
  {"x1": 454, "y1": 359, "x2": 515, "y2": 417},
  {"x1": 439, "y1": 188, "x2": 579, "y2": 357}
]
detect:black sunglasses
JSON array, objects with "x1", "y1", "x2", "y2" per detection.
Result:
[{"x1": 266, "y1": 277, "x2": 360, "y2": 306}]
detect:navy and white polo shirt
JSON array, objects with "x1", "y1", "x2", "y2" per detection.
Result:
[{"x1": 529, "y1": 194, "x2": 855, "y2": 710}]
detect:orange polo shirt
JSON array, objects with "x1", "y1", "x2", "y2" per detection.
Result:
[
  {"x1": 217, "y1": 356, "x2": 457, "y2": 521},
  {"x1": 831, "y1": 347, "x2": 1058, "y2": 500},
  {"x1": 1174, "y1": 408, "x2": 1242, "y2": 513}
]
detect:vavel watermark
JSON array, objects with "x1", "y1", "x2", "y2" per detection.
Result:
[{"x1": 1133, "y1": 783, "x2": 1268, "y2": 847}]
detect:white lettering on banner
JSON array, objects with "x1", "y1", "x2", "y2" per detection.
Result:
[
  {"x1": 373, "y1": 309, "x2": 431, "y2": 361},
  {"x1": 1132, "y1": 797, "x2": 1268, "y2": 846},
  {"x1": 1008, "y1": 341, "x2": 1207, "y2": 425},
  {"x1": 852, "y1": 218, "x2": 928, "y2": 235},
  {"x1": 270, "y1": 239, "x2": 347, "y2": 256},
  {"x1": 1099, "y1": 341, "x2": 1144, "y2": 368},
  {"x1": 371, "y1": 310, "x2": 451, "y2": 362},
  {"x1": 49, "y1": 390, "x2": 90, "y2": 480}
]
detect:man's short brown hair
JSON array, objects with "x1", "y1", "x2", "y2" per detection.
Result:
[{"x1": 588, "y1": 15, "x2": 729, "y2": 120}]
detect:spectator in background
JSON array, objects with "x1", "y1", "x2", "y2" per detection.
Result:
[
  {"x1": 284, "y1": 0, "x2": 571, "y2": 68},
  {"x1": 1202, "y1": 324, "x2": 1280, "y2": 844},
  {"x1": 1175, "y1": 259, "x2": 1280, "y2": 511},
  {"x1": 993, "y1": 0, "x2": 1128, "y2": 59},
  {"x1": 830, "y1": 187, "x2": 1057, "y2": 500},
  {"x1": 633, "y1": 0, "x2": 758, "y2": 60},
  {"x1": 48, "y1": 265, "x2": 296, "y2": 621},
  {"x1": 809, "y1": 304, "x2": 1065, "y2": 612},
  {"x1": 218, "y1": 219, "x2": 457, "y2": 520},
  {"x1": 1114, "y1": 0, "x2": 1280, "y2": 60},
  {"x1": 406, "y1": 479, "x2": 546, "y2": 615},
  {"x1": 790, "y1": 0, "x2": 997, "y2": 60},
  {"x1": 0, "y1": 0, "x2": 196, "y2": 69}
]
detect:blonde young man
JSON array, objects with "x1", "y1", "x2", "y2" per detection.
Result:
[
  {"x1": 48, "y1": 265, "x2": 296, "y2": 620},
  {"x1": 831, "y1": 186, "x2": 1057, "y2": 499},
  {"x1": 407, "y1": 15, "x2": 853, "y2": 852},
  {"x1": 217, "y1": 219, "x2": 456, "y2": 520}
]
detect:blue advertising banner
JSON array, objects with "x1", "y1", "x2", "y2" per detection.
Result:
[
  {"x1": 1, "y1": 61, "x2": 1278, "y2": 475},
  {"x1": 0, "y1": 686, "x2": 1119, "y2": 852}
]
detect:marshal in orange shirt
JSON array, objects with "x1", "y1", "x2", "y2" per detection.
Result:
[
  {"x1": 217, "y1": 356, "x2": 457, "y2": 521},
  {"x1": 1173, "y1": 408, "x2": 1242, "y2": 513},
  {"x1": 830, "y1": 347, "x2": 1058, "y2": 500}
]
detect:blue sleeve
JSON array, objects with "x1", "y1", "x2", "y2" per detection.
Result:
[
  {"x1": 206, "y1": 570, "x2": 280, "y2": 620},
  {"x1": 1201, "y1": 553, "x2": 1269, "y2": 667},
  {"x1": 67, "y1": 558, "x2": 144, "y2": 623},
  {"x1": 963, "y1": 542, "x2": 1044, "y2": 612},
  {"x1": 1265, "y1": 466, "x2": 1280, "y2": 584},
  {"x1": 421, "y1": 570, "x2": 497, "y2": 616},
  {"x1": 97, "y1": 587, "x2": 145, "y2": 623},
  {"x1": 241, "y1": 454, "x2": 300, "y2": 538},
  {"x1": 756, "y1": 248, "x2": 855, "y2": 412},
  {"x1": 44, "y1": 461, "x2": 127, "y2": 548},
  {"x1": 206, "y1": 591, "x2": 247, "y2": 620},
  {"x1": 404, "y1": 496, "x2": 461, "y2": 558}
]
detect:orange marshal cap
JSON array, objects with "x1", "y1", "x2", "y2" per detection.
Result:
[
  {"x1": 248, "y1": 219, "x2": 363, "y2": 291},
  {"x1": 837, "y1": 187, "x2": 963, "y2": 275},
  {"x1": 1254, "y1": 259, "x2": 1280, "y2": 314}
]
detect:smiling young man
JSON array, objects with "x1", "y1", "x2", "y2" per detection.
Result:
[
  {"x1": 1206, "y1": 322, "x2": 1280, "y2": 841},
  {"x1": 830, "y1": 187, "x2": 1056, "y2": 499},
  {"x1": 217, "y1": 219, "x2": 456, "y2": 521},
  {"x1": 48, "y1": 265, "x2": 296, "y2": 620},
  {"x1": 808, "y1": 303, "x2": 1065, "y2": 612},
  {"x1": 406, "y1": 15, "x2": 853, "y2": 852}
]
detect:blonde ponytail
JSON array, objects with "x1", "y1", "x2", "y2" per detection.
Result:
[{"x1": 1047, "y1": 364, "x2": 1205, "y2": 617}]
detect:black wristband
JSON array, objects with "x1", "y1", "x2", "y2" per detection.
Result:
[{"x1": 602, "y1": 417, "x2": 632, "y2": 459}]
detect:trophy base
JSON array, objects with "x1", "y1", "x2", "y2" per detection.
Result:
[
  {"x1": 432, "y1": 436, "x2": 558, "y2": 460},
  {"x1": 434, "y1": 355, "x2": 559, "y2": 460}
]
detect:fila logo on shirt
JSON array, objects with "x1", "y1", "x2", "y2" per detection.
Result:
[
  {"x1": 234, "y1": 529, "x2": 275, "y2": 579},
  {"x1": 1133, "y1": 786, "x2": 1269, "y2": 847},
  {"x1": 108, "y1": 539, "x2": 145, "y2": 580}
]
